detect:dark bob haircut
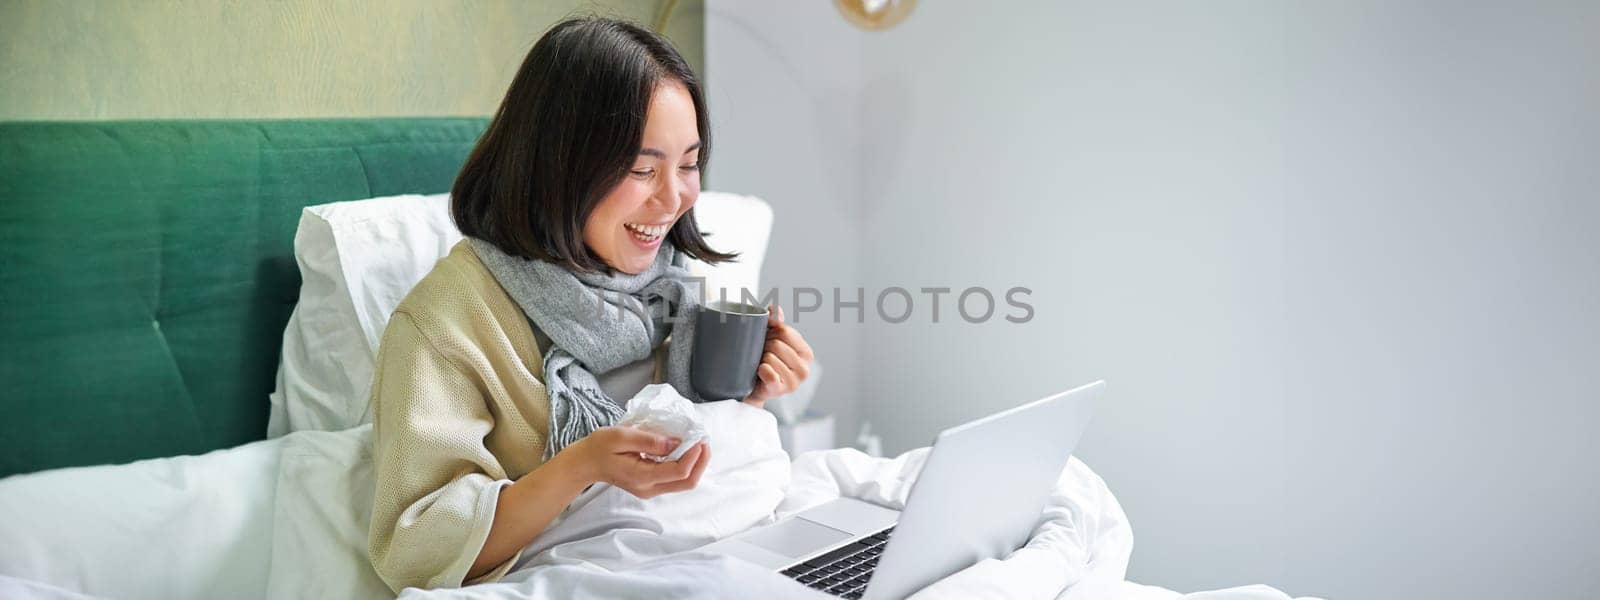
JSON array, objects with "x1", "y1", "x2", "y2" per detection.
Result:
[{"x1": 451, "y1": 16, "x2": 735, "y2": 272}]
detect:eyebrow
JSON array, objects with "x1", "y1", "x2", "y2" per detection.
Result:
[{"x1": 638, "y1": 141, "x2": 701, "y2": 159}]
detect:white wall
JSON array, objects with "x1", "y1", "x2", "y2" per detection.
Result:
[
  {"x1": 712, "y1": 1, "x2": 1600, "y2": 598},
  {"x1": 704, "y1": 1, "x2": 866, "y2": 442}
]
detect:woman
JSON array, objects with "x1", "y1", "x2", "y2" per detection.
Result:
[{"x1": 366, "y1": 17, "x2": 814, "y2": 593}]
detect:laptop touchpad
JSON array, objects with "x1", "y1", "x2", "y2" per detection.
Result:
[{"x1": 742, "y1": 518, "x2": 854, "y2": 558}]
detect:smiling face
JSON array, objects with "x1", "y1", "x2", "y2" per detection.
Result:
[{"x1": 582, "y1": 81, "x2": 703, "y2": 274}]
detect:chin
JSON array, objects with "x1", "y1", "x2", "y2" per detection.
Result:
[{"x1": 620, "y1": 253, "x2": 656, "y2": 274}]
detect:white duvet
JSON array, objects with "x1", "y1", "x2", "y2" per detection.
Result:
[{"x1": 0, "y1": 402, "x2": 1313, "y2": 600}]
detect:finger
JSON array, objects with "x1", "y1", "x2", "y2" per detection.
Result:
[
  {"x1": 766, "y1": 351, "x2": 797, "y2": 384},
  {"x1": 766, "y1": 339, "x2": 810, "y2": 381},
  {"x1": 689, "y1": 442, "x2": 711, "y2": 482},
  {"x1": 655, "y1": 443, "x2": 711, "y2": 494},
  {"x1": 634, "y1": 444, "x2": 702, "y2": 491},
  {"x1": 777, "y1": 322, "x2": 813, "y2": 360},
  {"x1": 757, "y1": 361, "x2": 783, "y2": 395},
  {"x1": 669, "y1": 443, "x2": 705, "y2": 480},
  {"x1": 615, "y1": 458, "x2": 663, "y2": 490},
  {"x1": 765, "y1": 321, "x2": 812, "y2": 361},
  {"x1": 770, "y1": 304, "x2": 784, "y2": 326},
  {"x1": 619, "y1": 452, "x2": 693, "y2": 489},
  {"x1": 762, "y1": 352, "x2": 798, "y2": 395},
  {"x1": 742, "y1": 379, "x2": 770, "y2": 405},
  {"x1": 743, "y1": 364, "x2": 776, "y2": 404},
  {"x1": 603, "y1": 426, "x2": 676, "y2": 456}
]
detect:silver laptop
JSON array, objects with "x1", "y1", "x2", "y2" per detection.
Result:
[{"x1": 698, "y1": 380, "x2": 1103, "y2": 599}]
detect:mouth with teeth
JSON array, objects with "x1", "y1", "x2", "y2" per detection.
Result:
[{"x1": 624, "y1": 221, "x2": 671, "y2": 246}]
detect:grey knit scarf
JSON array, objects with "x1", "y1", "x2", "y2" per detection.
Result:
[{"x1": 468, "y1": 237, "x2": 708, "y2": 460}]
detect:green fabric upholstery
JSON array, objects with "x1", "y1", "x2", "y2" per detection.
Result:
[{"x1": 0, "y1": 118, "x2": 488, "y2": 478}]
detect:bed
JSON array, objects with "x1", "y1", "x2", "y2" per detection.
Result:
[{"x1": 0, "y1": 119, "x2": 1309, "y2": 600}]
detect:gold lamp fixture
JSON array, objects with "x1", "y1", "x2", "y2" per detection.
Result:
[{"x1": 833, "y1": 0, "x2": 917, "y2": 31}]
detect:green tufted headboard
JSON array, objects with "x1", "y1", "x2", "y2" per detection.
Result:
[{"x1": 0, "y1": 118, "x2": 488, "y2": 478}]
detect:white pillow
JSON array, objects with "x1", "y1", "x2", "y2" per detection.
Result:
[
  {"x1": 267, "y1": 191, "x2": 775, "y2": 437},
  {"x1": 267, "y1": 194, "x2": 463, "y2": 437}
]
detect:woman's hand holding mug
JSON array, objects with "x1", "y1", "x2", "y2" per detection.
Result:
[
  {"x1": 742, "y1": 305, "x2": 813, "y2": 408},
  {"x1": 690, "y1": 302, "x2": 814, "y2": 408}
]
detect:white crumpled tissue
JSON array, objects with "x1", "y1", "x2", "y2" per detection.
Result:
[{"x1": 617, "y1": 383, "x2": 710, "y2": 462}]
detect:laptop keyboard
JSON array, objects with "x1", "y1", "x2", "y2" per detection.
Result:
[{"x1": 779, "y1": 526, "x2": 895, "y2": 599}]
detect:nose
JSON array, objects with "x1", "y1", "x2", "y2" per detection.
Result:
[{"x1": 652, "y1": 173, "x2": 683, "y2": 213}]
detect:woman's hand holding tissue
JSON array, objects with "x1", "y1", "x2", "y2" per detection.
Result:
[
  {"x1": 554, "y1": 426, "x2": 711, "y2": 499},
  {"x1": 743, "y1": 305, "x2": 815, "y2": 408},
  {"x1": 470, "y1": 429, "x2": 710, "y2": 579}
]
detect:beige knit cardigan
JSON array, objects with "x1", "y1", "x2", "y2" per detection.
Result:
[{"x1": 366, "y1": 240, "x2": 665, "y2": 593}]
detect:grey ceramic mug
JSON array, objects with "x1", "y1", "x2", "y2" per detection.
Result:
[{"x1": 690, "y1": 301, "x2": 770, "y2": 401}]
